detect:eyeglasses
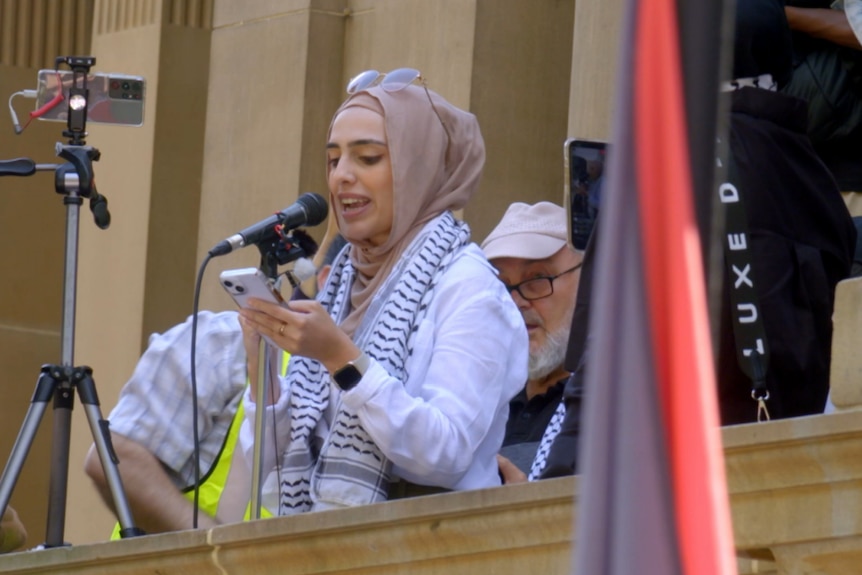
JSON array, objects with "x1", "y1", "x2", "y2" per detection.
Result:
[
  {"x1": 345, "y1": 67, "x2": 451, "y2": 147},
  {"x1": 503, "y1": 263, "x2": 583, "y2": 301}
]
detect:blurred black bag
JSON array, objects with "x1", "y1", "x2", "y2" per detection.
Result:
[{"x1": 783, "y1": 40, "x2": 862, "y2": 145}]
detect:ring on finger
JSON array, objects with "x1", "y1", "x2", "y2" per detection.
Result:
[{"x1": 278, "y1": 322, "x2": 287, "y2": 336}]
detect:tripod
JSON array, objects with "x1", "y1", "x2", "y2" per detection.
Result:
[{"x1": 0, "y1": 56, "x2": 143, "y2": 546}]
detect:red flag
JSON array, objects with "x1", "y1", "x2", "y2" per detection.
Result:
[{"x1": 572, "y1": 0, "x2": 737, "y2": 572}]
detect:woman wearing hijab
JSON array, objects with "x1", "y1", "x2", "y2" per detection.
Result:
[{"x1": 238, "y1": 69, "x2": 527, "y2": 515}]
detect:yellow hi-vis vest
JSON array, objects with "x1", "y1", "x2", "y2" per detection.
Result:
[{"x1": 111, "y1": 351, "x2": 289, "y2": 539}]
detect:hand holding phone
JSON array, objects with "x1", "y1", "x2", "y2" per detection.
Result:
[{"x1": 219, "y1": 268, "x2": 287, "y2": 347}]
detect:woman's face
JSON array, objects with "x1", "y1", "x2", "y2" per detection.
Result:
[{"x1": 326, "y1": 107, "x2": 394, "y2": 248}]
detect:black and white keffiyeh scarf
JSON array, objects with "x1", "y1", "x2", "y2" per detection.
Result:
[
  {"x1": 272, "y1": 211, "x2": 470, "y2": 515},
  {"x1": 528, "y1": 401, "x2": 565, "y2": 481}
]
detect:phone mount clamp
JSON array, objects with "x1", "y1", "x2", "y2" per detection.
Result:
[
  {"x1": 0, "y1": 55, "x2": 142, "y2": 546},
  {"x1": 59, "y1": 55, "x2": 93, "y2": 146},
  {"x1": 255, "y1": 228, "x2": 318, "y2": 282}
]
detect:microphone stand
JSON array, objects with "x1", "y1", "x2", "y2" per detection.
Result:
[
  {"x1": 248, "y1": 233, "x2": 309, "y2": 519},
  {"x1": 0, "y1": 56, "x2": 143, "y2": 545}
]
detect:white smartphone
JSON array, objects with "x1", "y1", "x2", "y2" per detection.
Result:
[
  {"x1": 219, "y1": 268, "x2": 287, "y2": 347},
  {"x1": 563, "y1": 137, "x2": 608, "y2": 250},
  {"x1": 219, "y1": 267, "x2": 287, "y2": 308}
]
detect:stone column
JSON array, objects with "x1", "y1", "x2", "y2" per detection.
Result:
[
  {"x1": 566, "y1": 0, "x2": 623, "y2": 141},
  {"x1": 194, "y1": 0, "x2": 347, "y2": 309},
  {"x1": 67, "y1": 0, "x2": 213, "y2": 543},
  {"x1": 467, "y1": 0, "x2": 576, "y2": 240}
]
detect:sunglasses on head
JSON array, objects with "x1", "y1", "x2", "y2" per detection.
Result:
[{"x1": 345, "y1": 68, "x2": 451, "y2": 147}]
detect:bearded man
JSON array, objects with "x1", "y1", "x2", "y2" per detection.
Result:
[{"x1": 481, "y1": 202, "x2": 583, "y2": 475}]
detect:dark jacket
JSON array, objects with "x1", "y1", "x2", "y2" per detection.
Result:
[{"x1": 717, "y1": 87, "x2": 855, "y2": 423}]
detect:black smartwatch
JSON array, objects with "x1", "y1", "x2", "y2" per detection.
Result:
[{"x1": 332, "y1": 352, "x2": 370, "y2": 391}]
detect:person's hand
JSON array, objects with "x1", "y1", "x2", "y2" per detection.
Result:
[
  {"x1": 240, "y1": 298, "x2": 360, "y2": 375},
  {"x1": 0, "y1": 505, "x2": 26, "y2": 553},
  {"x1": 497, "y1": 454, "x2": 528, "y2": 485}
]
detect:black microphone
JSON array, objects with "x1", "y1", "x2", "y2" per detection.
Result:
[{"x1": 208, "y1": 192, "x2": 328, "y2": 257}]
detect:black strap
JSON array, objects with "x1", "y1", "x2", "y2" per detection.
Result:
[{"x1": 718, "y1": 155, "x2": 772, "y2": 420}]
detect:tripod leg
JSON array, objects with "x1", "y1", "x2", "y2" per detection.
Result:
[
  {"x1": 76, "y1": 368, "x2": 144, "y2": 538},
  {"x1": 45, "y1": 383, "x2": 73, "y2": 547},
  {"x1": 0, "y1": 368, "x2": 55, "y2": 541}
]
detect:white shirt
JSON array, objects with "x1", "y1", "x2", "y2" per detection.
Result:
[{"x1": 241, "y1": 243, "x2": 527, "y2": 495}]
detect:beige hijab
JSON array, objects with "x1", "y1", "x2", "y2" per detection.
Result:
[{"x1": 327, "y1": 84, "x2": 485, "y2": 335}]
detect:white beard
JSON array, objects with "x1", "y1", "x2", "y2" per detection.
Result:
[{"x1": 528, "y1": 323, "x2": 570, "y2": 381}]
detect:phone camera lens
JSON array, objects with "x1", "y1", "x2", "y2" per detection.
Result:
[
  {"x1": 236, "y1": 286, "x2": 245, "y2": 293},
  {"x1": 223, "y1": 281, "x2": 233, "y2": 288},
  {"x1": 121, "y1": 81, "x2": 130, "y2": 90}
]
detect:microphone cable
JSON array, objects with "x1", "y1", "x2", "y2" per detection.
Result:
[
  {"x1": 189, "y1": 253, "x2": 213, "y2": 529},
  {"x1": 188, "y1": 250, "x2": 302, "y2": 526}
]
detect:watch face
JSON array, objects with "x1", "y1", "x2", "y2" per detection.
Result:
[{"x1": 334, "y1": 364, "x2": 362, "y2": 391}]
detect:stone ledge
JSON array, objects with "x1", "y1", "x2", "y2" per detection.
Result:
[
  {"x1": 829, "y1": 277, "x2": 862, "y2": 410},
  {"x1": 725, "y1": 410, "x2": 862, "y2": 575},
  {"x1": 2, "y1": 412, "x2": 861, "y2": 574},
  {"x1": 0, "y1": 477, "x2": 577, "y2": 575}
]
